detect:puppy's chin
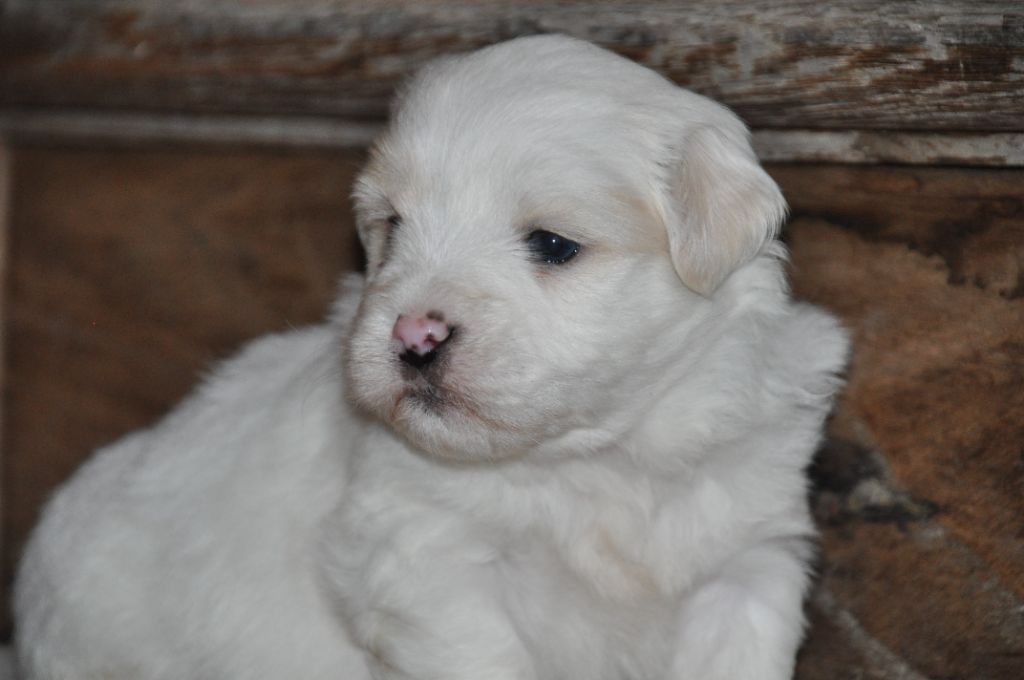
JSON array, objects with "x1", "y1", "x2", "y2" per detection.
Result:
[
  {"x1": 389, "y1": 387, "x2": 532, "y2": 463},
  {"x1": 346, "y1": 367, "x2": 530, "y2": 463}
]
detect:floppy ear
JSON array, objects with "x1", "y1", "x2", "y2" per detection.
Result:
[{"x1": 663, "y1": 124, "x2": 786, "y2": 296}]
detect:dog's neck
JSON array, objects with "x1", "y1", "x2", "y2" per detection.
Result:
[{"x1": 623, "y1": 251, "x2": 794, "y2": 474}]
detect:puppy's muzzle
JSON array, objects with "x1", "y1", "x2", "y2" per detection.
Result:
[{"x1": 393, "y1": 311, "x2": 452, "y2": 371}]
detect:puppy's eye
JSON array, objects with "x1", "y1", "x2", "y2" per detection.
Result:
[
  {"x1": 376, "y1": 213, "x2": 401, "y2": 265},
  {"x1": 526, "y1": 230, "x2": 580, "y2": 265}
]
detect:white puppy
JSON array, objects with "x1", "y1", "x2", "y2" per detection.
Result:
[{"x1": 15, "y1": 35, "x2": 848, "y2": 680}]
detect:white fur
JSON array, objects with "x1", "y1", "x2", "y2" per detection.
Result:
[{"x1": 14, "y1": 35, "x2": 848, "y2": 680}]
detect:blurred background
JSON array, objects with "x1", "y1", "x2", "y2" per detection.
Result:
[{"x1": 0, "y1": 1, "x2": 1021, "y2": 677}]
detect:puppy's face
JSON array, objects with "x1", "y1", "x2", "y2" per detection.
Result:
[{"x1": 344, "y1": 36, "x2": 785, "y2": 462}]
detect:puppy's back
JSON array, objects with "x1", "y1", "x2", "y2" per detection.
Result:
[{"x1": 14, "y1": 323, "x2": 366, "y2": 680}]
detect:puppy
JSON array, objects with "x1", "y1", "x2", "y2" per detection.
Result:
[{"x1": 15, "y1": 35, "x2": 848, "y2": 680}]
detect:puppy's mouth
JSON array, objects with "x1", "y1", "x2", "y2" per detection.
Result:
[
  {"x1": 389, "y1": 383, "x2": 460, "y2": 431},
  {"x1": 398, "y1": 348, "x2": 438, "y2": 371},
  {"x1": 408, "y1": 386, "x2": 448, "y2": 414},
  {"x1": 383, "y1": 335, "x2": 515, "y2": 433},
  {"x1": 398, "y1": 356, "x2": 443, "y2": 384},
  {"x1": 390, "y1": 368, "x2": 454, "y2": 417},
  {"x1": 389, "y1": 376, "x2": 513, "y2": 434}
]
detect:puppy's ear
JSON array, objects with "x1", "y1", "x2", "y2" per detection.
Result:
[{"x1": 663, "y1": 124, "x2": 786, "y2": 296}]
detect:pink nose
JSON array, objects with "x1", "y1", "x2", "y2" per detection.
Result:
[{"x1": 392, "y1": 313, "x2": 452, "y2": 356}]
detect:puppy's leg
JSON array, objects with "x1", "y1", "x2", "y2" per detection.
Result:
[
  {"x1": 667, "y1": 539, "x2": 810, "y2": 680},
  {"x1": 355, "y1": 584, "x2": 533, "y2": 680},
  {"x1": 331, "y1": 518, "x2": 535, "y2": 680}
]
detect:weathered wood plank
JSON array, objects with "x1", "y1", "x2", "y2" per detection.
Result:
[
  {"x1": 754, "y1": 130, "x2": 1024, "y2": 167},
  {"x1": 5, "y1": 110, "x2": 1024, "y2": 167},
  {"x1": 2, "y1": 0, "x2": 1022, "y2": 131},
  {"x1": 0, "y1": 110, "x2": 383, "y2": 150}
]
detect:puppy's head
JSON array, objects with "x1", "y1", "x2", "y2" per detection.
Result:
[{"x1": 344, "y1": 35, "x2": 785, "y2": 462}]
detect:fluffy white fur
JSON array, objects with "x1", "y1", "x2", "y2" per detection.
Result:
[{"x1": 15, "y1": 35, "x2": 848, "y2": 680}]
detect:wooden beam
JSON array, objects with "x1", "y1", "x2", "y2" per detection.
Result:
[
  {"x1": 2, "y1": 0, "x2": 1022, "y2": 132},
  {"x1": 0, "y1": 110, "x2": 382, "y2": 149},
  {"x1": 753, "y1": 130, "x2": 1024, "y2": 167},
  {"x1": 4, "y1": 110, "x2": 1023, "y2": 168}
]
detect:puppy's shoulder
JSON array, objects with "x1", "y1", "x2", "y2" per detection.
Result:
[
  {"x1": 763, "y1": 301, "x2": 850, "y2": 410},
  {"x1": 783, "y1": 302, "x2": 850, "y2": 378},
  {"x1": 181, "y1": 274, "x2": 365, "y2": 422},
  {"x1": 197, "y1": 321, "x2": 342, "y2": 408}
]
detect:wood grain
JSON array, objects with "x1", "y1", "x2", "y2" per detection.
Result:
[
  {"x1": 2, "y1": 0, "x2": 1022, "y2": 131},
  {"x1": 3, "y1": 111, "x2": 1024, "y2": 167},
  {"x1": 754, "y1": 130, "x2": 1024, "y2": 168}
]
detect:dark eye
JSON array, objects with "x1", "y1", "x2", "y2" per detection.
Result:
[
  {"x1": 526, "y1": 230, "x2": 580, "y2": 265},
  {"x1": 379, "y1": 214, "x2": 401, "y2": 262}
]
